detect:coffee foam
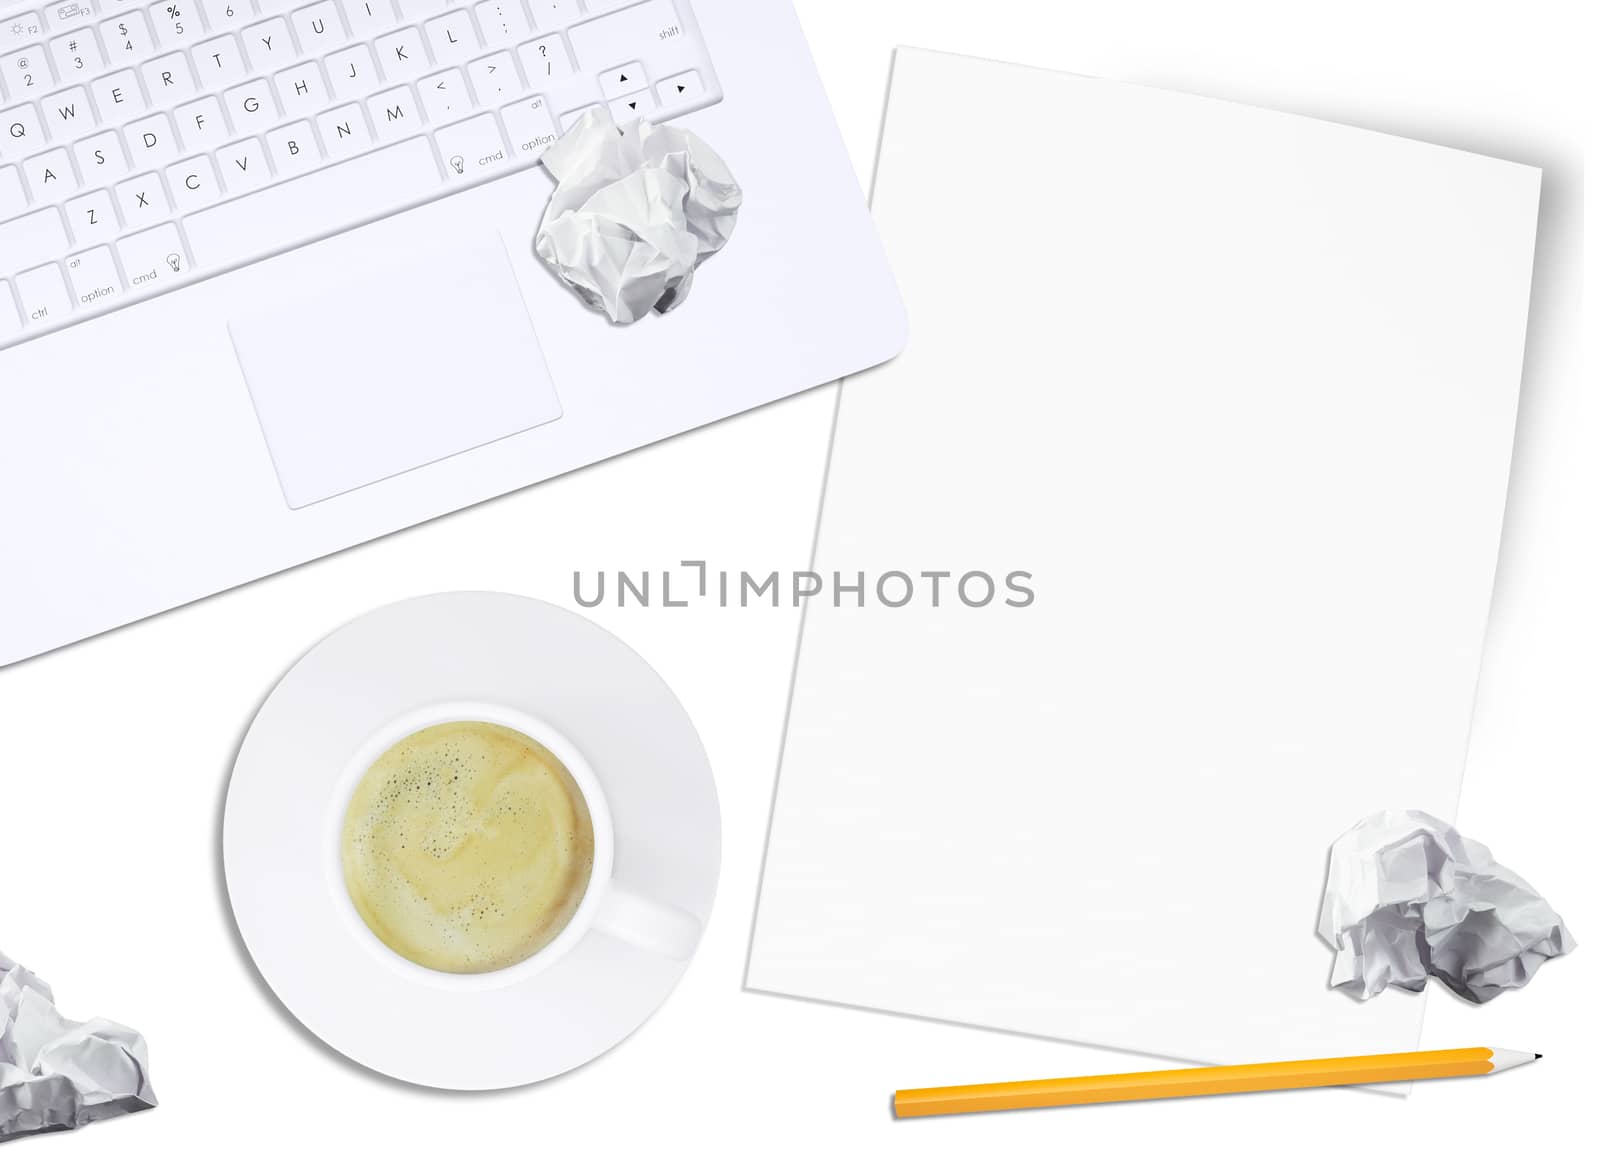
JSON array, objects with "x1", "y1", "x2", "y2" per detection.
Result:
[{"x1": 341, "y1": 721, "x2": 596, "y2": 975}]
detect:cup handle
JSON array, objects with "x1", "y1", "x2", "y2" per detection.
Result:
[{"x1": 592, "y1": 886, "x2": 703, "y2": 960}]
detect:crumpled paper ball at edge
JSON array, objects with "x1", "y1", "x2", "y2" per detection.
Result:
[
  {"x1": 535, "y1": 108, "x2": 744, "y2": 325},
  {"x1": 1317, "y1": 810, "x2": 1577, "y2": 1004},
  {"x1": 2, "y1": 952, "x2": 157, "y2": 1143}
]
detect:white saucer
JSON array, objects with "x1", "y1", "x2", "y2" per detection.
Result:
[{"x1": 223, "y1": 593, "x2": 721, "y2": 1090}]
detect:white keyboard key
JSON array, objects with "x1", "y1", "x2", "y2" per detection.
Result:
[
  {"x1": 315, "y1": 102, "x2": 370, "y2": 159},
  {"x1": 274, "y1": 61, "x2": 328, "y2": 117},
  {"x1": 22, "y1": 147, "x2": 76, "y2": 198},
  {"x1": 74, "y1": 131, "x2": 128, "y2": 183},
  {"x1": 340, "y1": 0, "x2": 393, "y2": 38},
  {"x1": 608, "y1": 87, "x2": 653, "y2": 123},
  {"x1": 265, "y1": 120, "x2": 319, "y2": 174},
  {"x1": 199, "y1": 0, "x2": 253, "y2": 30},
  {"x1": 365, "y1": 84, "x2": 418, "y2": 142},
  {"x1": 193, "y1": 35, "x2": 247, "y2": 88},
  {"x1": 395, "y1": 0, "x2": 445, "y2": 21},
  {"x1": 64, "y1": 188, "x2": 117, "y2": 245},
  {"x1": 0, "y1": 13, "x2": 46, "y2": 54},
  {"x1": 148, "y1": 0, "x2": 199, "y2": 47},
  {"x1": 118, "y1": 221, "x2": 188, "y2": 291},
  {"x1": 40, "y1": 85, "x2": 91, "y2": 136},
  {"x1": 518, "y1": 35, "x2": 571, "y2": 83},
  {"x1": 598, "y1": 60, "x2": 643, "y2": 100},
  {"x1": 15, "y1": 263, "x2": 71, "y2": 325},
  {"x1": 326, "y1": 44, "x2": 377, "y2": 101},
  {"x1": 418, "y1": 68, "x2": 469, "y2": 123},
  {"x1": 88, "y1": 69, "x2": 144, "y2": 123},
  {"x1": 424, "y1": 11, "x2": 477, "y2": 64},
  {"x1": 48, "y1": 30, "x2": 106, "y2": 80},
  {"x1": 65, "y1": 245, "x2": 124, "y2": 308},
  {"x1": 0, "y1": 45, "x2": 51, "y2": 100},
  {"x1": 558, "y1": 103, "x2": 595, "y2": 131},
  {"x1": 568, "y1": 0, "x2": 683, "y2": 71},
  {"x1": 63, "y1": 189, "x2": 116, "y2": 249},
  {"x1": 500, "y1": 93, "x2": 555, "y2": 159},
  {"x1": 466, "y1": 51, "x2": 515, "y2": 105},
  {"x1": 100, "y1": 12, "x2": 153, "y2": 64},
  {"x1": 126, "y1": 112, "x2": 178, "y2": 167},
  {"x1": 656, "y1": 68, "x2": 702, "y2": 107},
  {"x1": 113, "y1": 171, "x2": 169, "y2": 227},
  {"x1": 183, "y1": 137, "x2": 439, "y2": 267},
  {"x1": 166, "y1": 153, "x2": 219, "y2": 210},
  {"x1": 434, "y1": 112, "x2": 507, "y2": 182},
  {"x1": 0, "y1": 165, "x2": 25, "y2": 216},
  {"x1": 0, "y1": 208, "x2": 69, "y2": 274},
  {"x1": 291, "y1": 2, "x2": 344, "y2": 55},
  {"x1": 474, "y1": 1, "x2": 528, "y2": 48},
  {"x1": 242, "y1": 18, "x2": 293, "y2": 72},
  {"x1": 224, "y1": 78, "x2": 276, "y2": 132},
  {"x1": 527, "y1": 0, "x2": 578, "y2": 27},
  {"x1": 174, "y1": 95, "x2": 225, "y2": 148},
  {"x1": 141, "y1": 51, "x2": 197, "y2": 104},
  {"x1": 375, "y1": 26, "x2": 425, "y2": 81},
  {"x1": 1, "y1": 103, "x2": 44, "y2": 153},
  {"x1": 0, "y1": 283, "x2": 21, "y2": 341},
  {"x1": 216, "y1": 135, "x2": 269, "y2": 192}
]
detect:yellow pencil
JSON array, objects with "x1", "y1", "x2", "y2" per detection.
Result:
[{"x1": 894, "y1": 1048, "x2": 1539, "y2": 1117}]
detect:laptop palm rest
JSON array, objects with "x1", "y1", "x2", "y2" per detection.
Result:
[{"x1": 228, "y1": 235, "x2": 562, "y2": 510}]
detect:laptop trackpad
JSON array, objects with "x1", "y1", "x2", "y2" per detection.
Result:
[{"x1": 229, "y1": 236, "x2": 562, "y2": 510}]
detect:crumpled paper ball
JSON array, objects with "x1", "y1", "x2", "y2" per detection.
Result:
[
  {"x1": 1316, "y1": 810, "x2": 1577, "y2": 1003},
  {"x1": 535, "y1": 108, "x2": 743, "y2": 324},
  {"x1": 2, "y1": 952, "x2": 157, "y2": 1142}
]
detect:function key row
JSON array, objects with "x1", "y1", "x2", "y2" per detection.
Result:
[
  {"x1": 1, "y1": 0, "x2": 592, "y2": 66},
  {"x1": 2, "y1": 0, "x2": 670, "y2": 133}
]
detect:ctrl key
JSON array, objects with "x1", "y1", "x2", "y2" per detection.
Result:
[
  {"x1": 118, "y1": 224, "x2": 192, "y2": 293},
  {"x1": 15, "y1": 265, "x2": 73, "y2": 328}
]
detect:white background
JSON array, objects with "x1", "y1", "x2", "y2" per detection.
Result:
[{"x1": 2, "y1": 0, "x2": 1593, "y2": 1163}]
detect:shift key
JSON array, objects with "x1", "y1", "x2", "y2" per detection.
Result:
[
  {"x1": 0, "y1": 210, "x2": 71, "y2": 278},
  {"x1": 567, "y1": 0, "x2": 688, "y2": 70}
]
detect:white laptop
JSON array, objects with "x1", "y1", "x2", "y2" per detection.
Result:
[{"x1": 0, "y1": 0, "x2": 904, "y2": 664}]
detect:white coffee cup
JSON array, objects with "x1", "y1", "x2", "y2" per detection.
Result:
[{"x1": 324, "y1": 701, "x2": 702, "y2": 991}]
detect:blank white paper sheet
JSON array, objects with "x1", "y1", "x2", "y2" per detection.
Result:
[{"x1": 747, "y1": 49, "x2": 1541, "y2": 1072}]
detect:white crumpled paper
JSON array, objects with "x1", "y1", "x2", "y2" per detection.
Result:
[
  {"x1": 1317, "y1": 810, "x2": 1577, "y2": 1003},
  {"x1": 535, "y1": 108, "x2": 743, "y2": 324},
  {"x1": 2, "y1": 952, "x2": 156, "y2": 1142}
]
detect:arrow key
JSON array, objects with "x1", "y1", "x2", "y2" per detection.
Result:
[
  {"x1": 599, "y1": 60, "x2": 645, "y2": 100},
  {"x1": 467, "y1": 51, "x2": 517, "y2": 105},
  {"x1": 656, "y1": 69, "x2": 705, "y2": 108},
  {"x1": 608, "y1": 87, "x2": 657, "y2": 125}
]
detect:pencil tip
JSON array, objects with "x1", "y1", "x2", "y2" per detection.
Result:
[{"x1": 1535, "y1": 1053, "x2": 1543, "y2": 1060}]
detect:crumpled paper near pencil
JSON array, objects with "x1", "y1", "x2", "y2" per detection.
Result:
[
  {"x1": 535, "y1": 108, "x2": 743, "y2": 324},
  {"x1": 1317, "y1": 810, "x2": 1577, "y2": 1003},
  {"x1": 2, "y1": 951, "x2": 157, "y2": 1142}
]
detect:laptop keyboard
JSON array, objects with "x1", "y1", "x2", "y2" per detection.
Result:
[{"x1": 0, "y1": 0, "x2": 720, "y2": 349}]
